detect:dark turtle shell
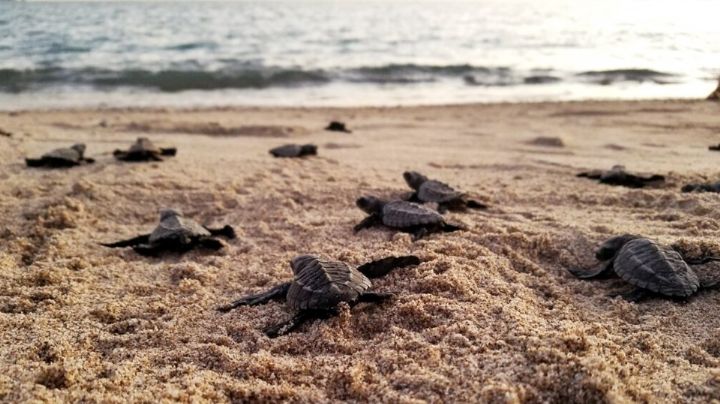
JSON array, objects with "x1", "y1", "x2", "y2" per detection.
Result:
[
  {"x1": 381, "y1": 200, "x2": 444, "y2": 228},
  {"x1": 614, "y1": 238, "x2": 700, "y2": 297},
  {"x1": 418, "y1": 180, "x2": 462, "y2": 203},
  {"x1": 269, "y1": 144, "x2": 317, "y2": 158},
  {"x1": 287, "y1": 255, "x2": 371, "y2": 310},
  {"x1": 43, "y1": 144, "x2": 85, "y2": 163},
  {"x1": 129, "y1": 137, "x2": 161, "y2": 154},
  {"x1": 148, "y1": 209, "x2": 211, "y2": 244}
]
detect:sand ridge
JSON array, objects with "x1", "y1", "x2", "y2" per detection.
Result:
[{"x1": 1, "y1": 100, "x2": 720, "y2": 402}]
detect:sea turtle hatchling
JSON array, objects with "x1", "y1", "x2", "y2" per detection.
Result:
[
  {"x1": 113, "y1": 137, "x2": 177, "y2": 162},
  {"x1": 569, "y1": 234, "x2": 720, "y2": 301},
  {"x1": 218, "y1": 254, "x2": 421, "y2": 337},
  {"x1": 25, "y1": 143, "x2": 95, "y2": 168},
  {"x1": 577, "y1": 165, "x2": 665, "y2": 188},
  {"x1": 354, "y1": 196, "x2": 462, "y2": 240},
  {"x1": 101, "y1": 209, "x2": 236, "y2": 256},
  {"x1": 403, "y1": 171, "x2": 487, "y2": 213},
  {"x1": 325, "y1": 121, "x2": 351, "y2": 133},
  {"x1": 269, "y1": 144, "x2": 318, "y2": 158}
]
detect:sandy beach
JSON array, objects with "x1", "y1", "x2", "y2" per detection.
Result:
[{"x1": 2, "y1": 100, "x2": 720, "y2": 402}]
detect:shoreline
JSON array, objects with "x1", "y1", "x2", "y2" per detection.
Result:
[{"x1": 1, "y1": 96, "x2": 710, "y2": 113}]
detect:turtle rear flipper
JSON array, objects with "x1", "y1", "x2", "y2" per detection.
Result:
[
  {"x1": 357, "y1": 255, "x2": 421, "y2": 278},
  {"x1": 709, "y1": 145, "x2": 720, "y2": 151},
  {"x1": 101, "y1": 234, "x2": 151, "y2": 248},
  {"x1": 160, "y1": 147, "x2": 177, "y2": 156},
  {"x1": 609, "y1": 287, "x2": 649, "y2": 302},
  {"x1": 217, "y1": 282, "x2": 292, "y2": 312},
  {"x1": 82, "y1": 157, "x2": 96, "y2": 164},
  {"x1": 640, "y1": 174, "x2": 665, "y2": 186},
  {"x1": 264, "y1": 312, "x2": 314, "y2": 338},
  {"x1": 25, "y1": 158, "x2": 45, "y2": 167}
]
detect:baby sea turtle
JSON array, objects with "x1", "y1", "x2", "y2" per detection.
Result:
[
  {"x1": 25, "y1": 144, "x2": 95, "y2": 168},
  {"x1": 355, "y1": 196, "x2": 462, "y2": 240},
  {"x1": 113, "y1": 137, "x2": 177, "y2": 162},
  {"x1": 708, "y1": 144, "x2": 720, "y2": 151},
  {"x1": 403, "y1": 171, "x2": 487, "y2": 213},
  {"x1": 269, "y1": 144, "x2": 318, "y2": 158},
  {"x1": 682, "y1": 182, "x2": 720, "y2": 193},
  {"x1": 325, "y1": 121, "x2": 351, "y2": 133},
  {"x1": 577, "y1": 165, "x2": 665, "y2": 188},
  {"x1": 101, "y1": 209, "x2": 236, "y2": 256},
  {"x1": 218, "y1": 254, "x2": 420, "y2": 337},
  {"x1": 569, "y1": 234, "x2": 720, "y2": 301}
]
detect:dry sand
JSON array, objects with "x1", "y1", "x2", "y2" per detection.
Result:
[{"x1": 2, "y1": 100, "x2": 720, "y2": 402}]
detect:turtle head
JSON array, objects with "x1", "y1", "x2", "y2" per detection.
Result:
[
  {"x1": 70, "y1": 143, "x2": 86, "y2": 155},
  {"x1": 596, "y1": 234, "x2": 641, "y2": 261},
  {"x1": 159, "y1": 208, "x2": 182, "y2": 221},
  {"x1": 290, "y1": 255, "x2": 317, "y2": 275},
  {"x1": 356, "y1": 196, "x2": 385, "y2": 214},
  {"x1": 300, "y1": 144, "x2": 318, "y2": 156},
  {"x1": 403, "y1": 171, "x2": 427, "y2": 190}
]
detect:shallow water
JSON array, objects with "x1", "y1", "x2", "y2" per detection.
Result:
[{"x1": 1, "y1": 0, "x2": 718, "y2": 108}]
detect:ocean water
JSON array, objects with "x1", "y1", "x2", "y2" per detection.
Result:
[{"x1": 0, "y1": 0, "x2": 718, "y2": 108}]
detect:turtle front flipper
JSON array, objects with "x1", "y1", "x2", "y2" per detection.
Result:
[
  {"x1": 440, "y1": 222, "x2": 463, "y2": 233},
  {"x1": 639, "y1": 174, "x2": 665, "y2": 187},
  {"x1": 82, "y1": 157, "x2": 96, "y2": 164},
  {"x1": 568, "y1": 261, "x2": 613, "y2": 279},
  {"x1": 264, "y1": 311, "x2": 314, "y2": 338},
  {"x1": 204, "y1": 225, "x2": 236, "y2": 239},
  {"x1": 113, "y1": 150, "x2": 129, "y2": 161},
  {"x1": 684, "y1": 255, "x2": 720, "y2": 265},
  {"x1": 608, "y1": 287, "x2": 648, "y2": 302},
  {"x1": 160, "y1": 147, "x2": 177, "y2": 156},
  {"x1": 132, "y1": 244, "x2": 163, "y2": 257},
  {"x1": 25, "y1": 158, "x2": 45, "y2": 167},
  {"x1": 354, "y1": 215, "x2": 381, "y2": 233},
  {"x1": 217, "y1": 282, "x2": 292, "y2": 312},
  {"x1": 199, "y1": 238, "x2": 225, "y2": 251},
  {"x1": 404, "y1": 192, "x2": 420, "y2": 203},
  {"x1": 100, "y1": 234, "x2": 151, "y2": 248},
  {"x1": 465, "y1": 199, "x2": 488, "y2": 210},
  {"x1": 357, "y1": 255, "x2": 421, "y2": 278}
]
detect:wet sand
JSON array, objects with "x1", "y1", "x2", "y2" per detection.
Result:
[{"x1": 2, "y1": 100, "x2": 720, "y2": 402}]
